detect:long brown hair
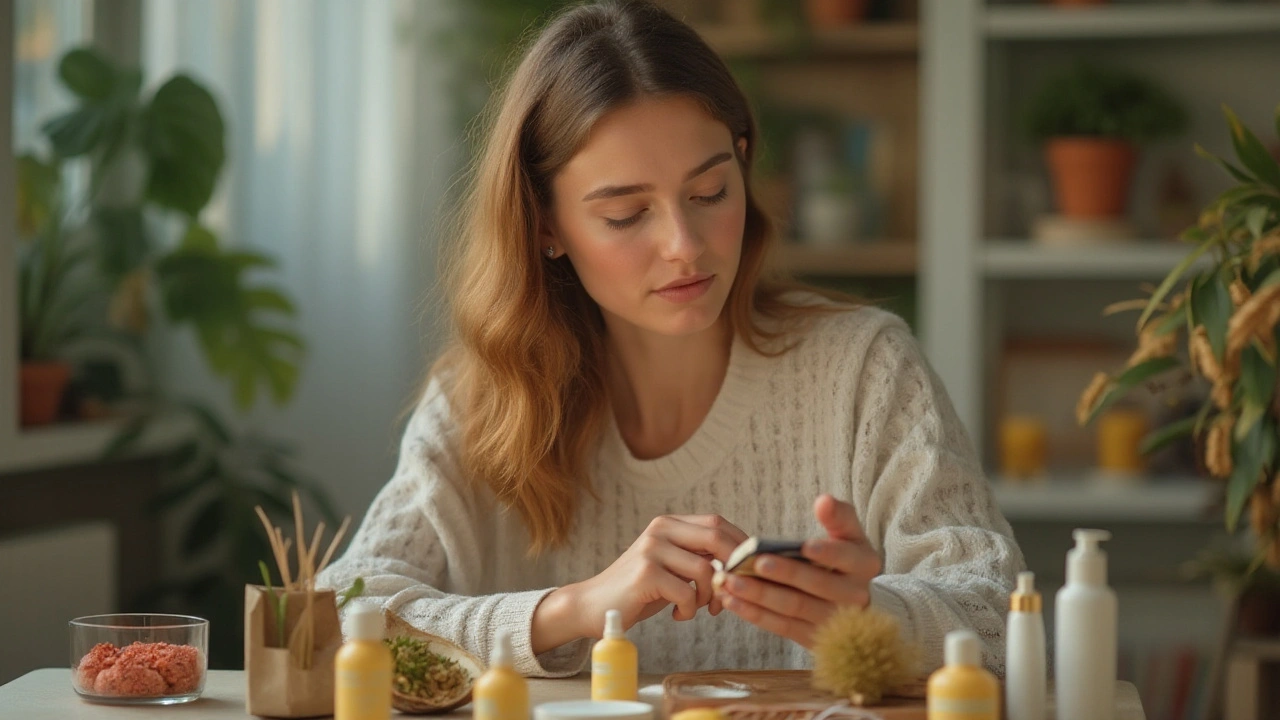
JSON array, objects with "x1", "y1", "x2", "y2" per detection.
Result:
[{"x1": 435, "y1": 0, "x2": 846, "y2": 552}]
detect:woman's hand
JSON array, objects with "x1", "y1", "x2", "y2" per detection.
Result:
[
  {"x1": 532, "y1": 514, "x2": 747, "y2": 653},
  {"x1": 718, "y1": 494, "x2": 881, "y2": 648}
]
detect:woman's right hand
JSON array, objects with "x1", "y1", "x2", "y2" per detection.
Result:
[{"x1": 532, "y1": 514, "x2": 747, "y2": 653}]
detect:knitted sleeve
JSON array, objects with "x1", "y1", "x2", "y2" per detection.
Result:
[
  {"x1": 316, "y1": 380, "x2": 591, "y2": 677},
  {"x1": 850, "y1": 322, "x2": 1025, "y2": 677}
]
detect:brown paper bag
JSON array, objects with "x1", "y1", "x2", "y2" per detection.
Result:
[{"x1": 245, "y1": 585, "x2": 341, "y2": 718}]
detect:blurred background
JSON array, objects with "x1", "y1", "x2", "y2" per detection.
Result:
[{"x1": 1, "y1": 1, "x2": 1279, "y2": 718}]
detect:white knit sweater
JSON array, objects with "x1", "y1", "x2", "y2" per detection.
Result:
[{"x1": 318, "y1": 302, "x2": 1024, "y2": 678}]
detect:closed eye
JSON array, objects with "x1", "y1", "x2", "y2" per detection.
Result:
[
  {"x1": 693, "y1": 187, "x2": 727, "y2": 206},
  {"x1": 603, "y1": 187, "x2": 727, "y2": 230},
  {"x1": 604, "y1": 211, "x2": 644, "y2": 230}
]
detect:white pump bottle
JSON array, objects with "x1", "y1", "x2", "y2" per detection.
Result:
[{"x1": 1055, "y1": 529, "x2": 1118, "y2": 720}]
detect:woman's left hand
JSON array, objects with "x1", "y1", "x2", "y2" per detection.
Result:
[{"x1": 717, "y1": 494, "x2": 882, "y2": 648}]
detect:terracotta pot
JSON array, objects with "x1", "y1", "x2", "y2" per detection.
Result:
[
  {"x1": 20, "y1": 361, "x2": 72, "y2": 427},
  {"x1": 1045, "y1": 137, "x2": 1138, "y2": 218},
  {"x1": 804, "y1": 0, "x2": 871, "y2": 27}
]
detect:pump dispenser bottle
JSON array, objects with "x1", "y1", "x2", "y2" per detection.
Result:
[{"x1": 1055, "y1": 529, "x2": 1118, "y2": 720}]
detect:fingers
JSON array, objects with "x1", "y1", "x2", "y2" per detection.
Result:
[
  {"x1": 721, "y1": 573, "x2": 835, "y2": 624},
  {"x1": 655, "y1": 544, "x2": 717, "y2": 612},
  {"x1": 647, "y1": 515, "x2": 747, "y2": 563},
  {"x1": 801, "y1": 538, "x2": 882, "y2": 582},
  {"x1": 747, "y1": 554, "x2": 869, "y2": 607},
  {"x1": 814, "y1": 494, "x2": 865, "y2": 543},
  {"x1": 720, "y1": 591, "x2": 818, "y2": 648},
  {"x1": 678, "y1": 514, "x2": 750, "y2": 546},
  {"x1": 635, "y1": 532, "x2": 717, "y2": 617},
  {"x1": 652, "y1": 570, "x2": 699, "y2": 621}
]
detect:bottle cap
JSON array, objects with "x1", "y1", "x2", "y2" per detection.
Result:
[
  {"x1": 343, "y1": 602, "x2": 383, "y2": 641},
  {"x1": 1009, "y1": 571, "x2": 1042, "y2": 613},
  {"x1": 604, "y1": 610, "x2": 625, "y2": 639},
  {"x1": 1066, "y1": 528, "x2": 1111, "y2": 587},
  {"x1": 944, "y1": 629, "x2": 981, "y2": 667},
  {"x1": 491, "y1": 629, "x2": 514, "y2": 668}
]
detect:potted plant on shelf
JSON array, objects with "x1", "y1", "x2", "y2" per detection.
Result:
[
  {"x1": 15, "y1": 154, "x2": 98, "y2": 425},
  {"x1": 17, "y1": 46, "x2": 340, "y2": 667},
  {"x1": 1077, "y1": 104, "x2": 1280, "y2": 572},
  {"x1": 803, "y1": 0, "x2": 870, "y2": 27},
  {"x1": 1023, "y1": 63, "x2": 1186, "y2": 225}
]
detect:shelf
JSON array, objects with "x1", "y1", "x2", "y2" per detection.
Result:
[
  {"x1": 0, "y1": 415, "x2": 190, "y2": 475},
  {"x1": 694, "y1": 22, "x2": 919, "y2": 59},
  {"x1": 992, "y1": 476, "x2": 1215, "y2": 522},
  {"x1": 985, "y1": 4, "x2": 1280, "y2": 40},
  {"x1": 774, "y1": 240, "x2": 918, "y2": 277},
  {"x1": 983, "y1": 239, "x2": 1205, "y2": 279}
]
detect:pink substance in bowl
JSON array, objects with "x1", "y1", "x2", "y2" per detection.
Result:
[{"x1": 75, "y1": 642, "x2": 203, "y2": 697}]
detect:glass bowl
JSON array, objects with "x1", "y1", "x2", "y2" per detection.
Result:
[{"x1": 70, "y1": 613, "x2": 209, "y2": 705}]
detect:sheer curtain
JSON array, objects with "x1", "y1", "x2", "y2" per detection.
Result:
[{"x1": 141, "y1": 0, "x2": 461, "y2": 518}]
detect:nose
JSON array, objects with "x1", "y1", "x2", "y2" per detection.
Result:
[{"x1": 658, "y1": 205, "x2": 705, "y2": 264}]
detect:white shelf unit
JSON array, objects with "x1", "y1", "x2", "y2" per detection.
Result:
[
  {"x1": 922, "y1": 6, "x2": 1277, "y2": 710},
  {"x1": 922, "y1": 0, "x2": 1280, "y2": 459}
]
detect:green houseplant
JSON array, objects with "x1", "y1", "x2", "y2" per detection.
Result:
[
  {"x1": 16, "y1": 47, "x2": 339, "y2": 667},
  {"x1": 15, "y1": 153, "x2": 107, "y2": 424},
  {"x1": 1077, "y1": 104, "x2": 1280, "y2": 571},
  {"x1": 1024, "y1": 63, "x2": 1186, "y2": 219}
]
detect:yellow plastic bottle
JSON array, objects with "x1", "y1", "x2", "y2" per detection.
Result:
[
  {"x1": 927, "y1": 630, "x2": 1000, "y2": 720},
  {"x1": 474, "y1": 630, "x2": 529, "y2": 720},
  {"x1": 335, "y1": 603, "x2": 393, "y2": 720},
  {"x1": 591, "y1": 609, "x2": 638, "y2": 701}
]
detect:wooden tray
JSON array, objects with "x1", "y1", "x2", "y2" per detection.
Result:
[{"x1": 663, "y1": 670, "x2": 927, "y2": 720}]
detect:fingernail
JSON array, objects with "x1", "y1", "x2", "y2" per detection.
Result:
[
  {"x1": 727, "y1": 576, "x2": 745, "y2": 592},
  {"x1": 757, "y1": 558, "x2": 775, "y2": 574}
]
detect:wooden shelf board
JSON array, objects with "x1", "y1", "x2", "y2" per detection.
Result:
[
  {"x1": 983, "y1": 239, "x2": 1205, "y2": 279},
  {"x1": 694, "y1": 22, "x2": 919, "y2": 59},
  {"x1": 773, "y1": 240, "x2": 918, "y2": 277},
  {"x1": 985, "y1": 4, "x2": 1280, "y2": 40}
]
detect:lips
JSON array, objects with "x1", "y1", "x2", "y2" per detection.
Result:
[{"x1": 657, "y1": 272, "x2": 713, "y2": 292}]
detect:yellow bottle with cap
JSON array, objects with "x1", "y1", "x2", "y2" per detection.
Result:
[
  {"x1": 927, "y1": 630, "x2": 999, "y2": 720},
  {"x1": 591, "y1": 610, "x2": 638, "y2": 701},
  {"x1": 474, "y1": 629, "x2": 529, "y2": 720},
  {"x1": 335, "y1": 602, "x2": 393, "y2": 720}
]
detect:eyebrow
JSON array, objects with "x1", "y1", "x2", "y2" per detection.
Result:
[{"x1": 580, "y1": 151, "x2": 734, "y2": 202}]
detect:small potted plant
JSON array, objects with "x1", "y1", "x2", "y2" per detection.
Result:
[
  {"x1": 1077, "y1": 104, "x2": 1280, "y2": 569},
  {"x1": 1024, "y1": 63, "x2": 1186, "y2": 219},
  {"x1": 803, "y1": 0, "x2": 870, "y2": 27},
  {"x1": 15, "y1": 154, "x2": 101, "y2": 426}
]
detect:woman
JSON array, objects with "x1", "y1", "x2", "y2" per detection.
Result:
[{"x1": 318, "y1": 0, "x2": 1023, "y2": 678}]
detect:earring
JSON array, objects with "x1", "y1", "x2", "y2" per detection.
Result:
[{"x1": 544, "y1": 246, "x2": 556, "y2": 258}]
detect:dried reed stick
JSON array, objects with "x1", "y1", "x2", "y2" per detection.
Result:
[{"x1": 255, "y1": 490, "x2": 353, "y2": 669}]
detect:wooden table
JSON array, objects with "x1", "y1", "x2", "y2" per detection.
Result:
[{"x1": 0, "y1": 669, "x2": 1146, "y2": 719}]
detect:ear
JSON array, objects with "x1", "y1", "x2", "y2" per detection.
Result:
[
  {"x1": 538, "y1": 217, "x2": 560, "y2": 258},
  {"x1": 735, "y1": 136, "x2": 748, "y2": 159}
]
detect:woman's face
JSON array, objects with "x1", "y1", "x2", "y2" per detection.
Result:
[{"x1": 546, "y1": 94, "x2": 747, "y2": 339}]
